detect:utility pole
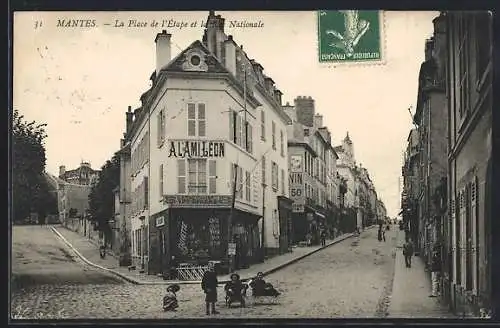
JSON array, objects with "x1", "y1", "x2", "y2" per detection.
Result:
[{"x1": 227, "y1": 53, "x2": 248, "y2": 273}]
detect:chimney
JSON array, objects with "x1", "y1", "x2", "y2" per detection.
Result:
[
  {"x1": 126, "y1": 106, "x2": 133, "y2": 133},
  {"x1": 424, "y1": 38, "x2": 434, "y2": 61},
  {"x1": 155, "y1": 30, "x2": 172, "y2": 75},
  {"x1": 224, "y1": 35, "x2": 237, "y2": 76},
  {"x1": 59, "y1": 165, "x2": 66, "y2": 178},
  {"x1": 264, "y1": 77, "x2": 275, "y2": 95},
  {"x1": 205, "y1": 11, "x2": 218, "y2": 55},
  {"x1": 274, "y1": 88, "x2": 283, "y2": 106},
  {"x1": 294, "y1": 96, "x2": 315, "y2": 127},
  {"x1": 314, "y1": 114, "x2": 323, "y2": 128}
]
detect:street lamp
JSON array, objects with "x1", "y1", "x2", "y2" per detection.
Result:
[{"x1": 139, "y1": 216, "x2": 146, "y2": 271}]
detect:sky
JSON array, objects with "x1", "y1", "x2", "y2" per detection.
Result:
[{"x1": 13, "y1": 10, "x2": 438, "y2": 218}]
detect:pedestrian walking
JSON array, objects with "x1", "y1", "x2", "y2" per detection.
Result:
[
  {"x1": 430, "y1": 245, "x2": 441, "y2": 297},
  {"x1": 403, "y1": 239, "x2": 414, "y2": 268},
  {"x1": 382, "y1": 227, "x2": 386, "y2": 242},
  {"x1": 201, "y1": 263, "x2": 219, "y2": 315},
  {"x1": 377, "y1": 227, "x2": 383, "y2": 242}
]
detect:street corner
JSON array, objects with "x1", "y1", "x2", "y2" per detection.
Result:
[{"x1": 317, "y1": 10, "x2": 385, "y2": 65}]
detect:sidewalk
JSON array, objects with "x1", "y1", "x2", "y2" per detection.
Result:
[
  {"x1": 50, "y1": 224, "x2": 372, "y2": 285},
  {"x1": 388, "y1": 230, "x2": 456, "y2": 318}
]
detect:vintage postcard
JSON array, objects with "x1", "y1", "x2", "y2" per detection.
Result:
[{"x1": 11, "y1": 10, "x2": 493, "y2": 321}]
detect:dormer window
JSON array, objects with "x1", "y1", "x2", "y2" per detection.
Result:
[
  {"x1": 182, "y1": 50, "x2": 208, "y2": 72},
  {"x1": 190, "y1": 55, "x2": 201, "y2": 66}
]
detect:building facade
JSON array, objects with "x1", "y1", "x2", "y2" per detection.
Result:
[
  {"x1": 119, "y1": 11, "x2": 292, "y2": 275},
  {"x1": 444, "y1": 11, "x2": 492, "y2": 316},
  {"x1": 284, "y1": 98, "x2": 338, "y2": 245},
  {"x1": 59, "y1": 162, "x2": 100, "y2": 186},
  {"x1": 412, "y1": 27, "x2": 448, "y2": 265}
]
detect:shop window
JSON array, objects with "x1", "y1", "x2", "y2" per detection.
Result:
[{"x1": 188, "y1": 159, "x2": 207, "y2": 194}]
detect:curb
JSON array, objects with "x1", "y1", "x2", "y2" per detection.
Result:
[
  {"x1": 260, "y1": 233, "x2": 354, "y2": 277},
  {"x1": 49, "y1": 226, "x2": 141, "y2": 285},
  {"x1": 50, "y1": 226, "x2": 365, "y2": 285}
]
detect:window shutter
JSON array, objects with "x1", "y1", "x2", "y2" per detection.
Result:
[
  {"x1": 247, "y1": 123, "x2": 253, "y2": 153},
  {"x1": 198, "y1": 103, "x2": 206, "y2": 137},
  {"x1": 144, "y1": 176, "x2": 149, "y2": 208},
  {"x1": 229, "y1": 110, "x2": 235, "y2": 142},
  {"x1": 209, "y1": 160, "x2": 217, "y2": 194},
  {"x1": 159, "y1": 164, "x2": 163, "y2": 198},
  {"x1": 157, "y1": 112, "x2": 161, "y2": 146},
  {"x1": 235, "y1": 115, "x2": 241, "y2": 146},
  {"x1": 471, "y1": 176, "x2": 478, "y2": 293},
  {"x1": 177, "y1": 160, "x2": 186, "y2": 194}
]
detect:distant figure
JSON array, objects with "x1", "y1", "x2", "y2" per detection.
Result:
[
  {"x1": 403, "y1": 239, "x2": 414, "y2": 268},
  {"x1": 38, "y1": 215, "x2": 46, "y2": 227},
  {"x1": 377, "y1": 227, "x2": 383, "y2": 242},
  {"x1": 306, "y1": 232, "x2": 313, "y2": 246},
  {"x1": 320, "y1": 229, "x2": 327, "y2": 246},
  {"x1": 201, "y1": 263, "x2": 219, "y2": 315},
  {"x1": 163, "y1": 284, "x2": 180, "y2": 311},
  {"x1": 382, "y1": 227, "x2": 386, "y2": 242},
  {"x1": 430, "y1": 245, "x2": 441, "y2": 297}
]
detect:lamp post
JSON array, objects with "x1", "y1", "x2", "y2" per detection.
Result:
[{"x1": 139, "y1": 216, "x2": 146, "y2": 271}]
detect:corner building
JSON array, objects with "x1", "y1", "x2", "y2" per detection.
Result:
[{"x1": 120, "y1": 11, "x2": 291, "y2": 275}]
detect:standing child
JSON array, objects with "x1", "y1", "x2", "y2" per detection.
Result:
[{"x1": 201, "y1": 263, "x2": 219, "y2": 315}]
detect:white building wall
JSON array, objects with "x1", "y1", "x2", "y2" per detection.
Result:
[{"x1": 145, "y1": 76, "x2": 289, "y2": 250}]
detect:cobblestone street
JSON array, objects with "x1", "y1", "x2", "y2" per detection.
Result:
[{"x1": 11, "y1": 226, "x2": 398, "y2": 319}]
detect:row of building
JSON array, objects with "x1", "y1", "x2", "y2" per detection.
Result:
[
  {"x1": 400, "y1": 11, "x2": 492, "y2": 316},
  {"x1": 110, "y1": 11, "x2": 388, "y2": 275}
]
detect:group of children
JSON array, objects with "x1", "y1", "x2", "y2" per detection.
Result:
[{"x1": 163, "y1": 263, "x2": 280, "y2": 314}]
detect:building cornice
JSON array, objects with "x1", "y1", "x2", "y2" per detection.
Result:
[{"x1": 287, "y1": 141, "x2": 317, "y2": 157}]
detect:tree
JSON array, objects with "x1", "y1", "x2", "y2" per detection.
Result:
[
  {"x1": 88, "y1": 154, "x2": 120, "y2": 240},
  {"x1": 12, "y1": 109, "x2": 50, "y2": 223}
]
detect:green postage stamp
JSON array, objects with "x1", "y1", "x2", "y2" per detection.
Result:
[{"x1": 318, "y1": 10, "x2": 384, "y2": 64}]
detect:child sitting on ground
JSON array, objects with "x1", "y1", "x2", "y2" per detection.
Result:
[{"x1": 163, "y1": 284, "x2": 180, "y2": 311}]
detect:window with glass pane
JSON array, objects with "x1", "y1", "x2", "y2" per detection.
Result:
[
  {"x1": 187, "y1": 103, "x2": 196, "y2": 136},
  {"x1": 209, "y1": 160, "x2": 217, "y2": 194},
  {"x1": 188, "y1": 159, "x2": 207, "y2": 194},
  {"x1": 198, "y1": 104, "x2": 206, "y2": 137},
  {"x1": 159, "y1": 164, "x2": 163, "y2": 197},
  {"x1": 177, "y1": 159, "x2": 186, "y2": 194}
]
